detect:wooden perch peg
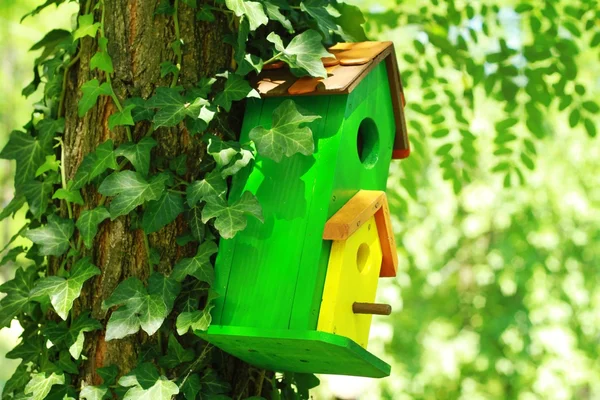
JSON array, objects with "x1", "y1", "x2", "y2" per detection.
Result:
[{"x1": 352, "y1": 302, "x2": 392, "y2": 316}]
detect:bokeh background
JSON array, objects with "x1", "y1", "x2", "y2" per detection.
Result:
[{"x1": 1, "y1": 0, "x2": 599, "y2": 399}]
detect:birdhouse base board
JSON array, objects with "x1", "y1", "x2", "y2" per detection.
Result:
[{"x1": 200, "y1": 325, "x2": 390, "y2": 378}]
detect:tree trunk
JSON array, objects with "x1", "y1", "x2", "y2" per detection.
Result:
[{"x1": 61, "y1": 1, "x2": 264, "y2": 396}]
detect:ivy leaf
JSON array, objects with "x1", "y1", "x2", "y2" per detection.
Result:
[
  {"x1": 119, "y1": 374, "x2": 179, "y2": 400},
  {"x1": 35, "y1": 155, "x2": 60, "y2": 176},
  {"x1": 160, "y1": 61, "x2": 179, "y2": 78},
  {"x1": 196, "y1": 6, "x2": 215, "y2": 22},
  {"x1": 224, "y1": 0, "x2": 268, "y2": 31},
  {"x1": 24, "y1": 214, "x2": 75, "y2": 256},
  {"x1": 102, "y1": 274, "x2": 177, "y2": 340},
  {"x1": 24, "y1": 372, "x2": 65, "y2": 400},
  {"x1": 147, "y1": 87, "x2": 210, "y2": 128},
  {"x1": 44, "y1": 313, "x2": 102, "y2": 359},
  {"x1": 300, "y1": 0, "x2": 337, "y2": 35},
  {"x1": 0, "y1": 195, "x2": 26, "y2": 221},
  {"x1": 202, "y1": 192, "x2": 263, "y2": 239},
  {"x1": 126, "y1": 97, "x2": 155, "y2": 122},
  {"x1": 98, "y1": 171, "x2": 169, "y2": 219},
  {"x1": 115, "y1": 137, "x2": 158, "y2": 176},
  {"x1": 108, "y1": 104, "x2": 136, "y2": 130},
  {"x1": 21, "y1": 179, "x2": 54, "y2": 220},
  {"x1": 91, "y1": 37, "x2": 114, "y2": 74},
  {"x1": 181, "y1": 374, "x2": 201, "y2": 400},
  {"x1": 0, "y1": 246, "x2": 24, "y2": 267},
  {"x1": 35, "y1": 117, "x2": 64, "y2": 149},
  {"x1": 79, "y1": 79, "x2": 112, "y2": 117},
  {"x1": 187, "y1": 170, "x2": 227, "y2": 206},
  {"x1": 206, "y1": 136, "x2": 255, "y2": 177},
  {"x1": 76, "y1": 207, "x2": 111, "y2": 249},
  {"x1": 199, "y1": 369, "x2": 231, "y2": 398},
  {"x1": 53, "y1": 188, "x2": 85, "y2": 205},
  {"x1": 73, "y1": 13, "x2": 100, "y2": 40},
  {"x1": 0, "y1": 267, "x2": 36, "y2": 328},
  {"x1": 169, "y1": 154, "x2": 187, "y2": 176},
  {"x1": 80, "y1": 385, "x2": 109, "y2": 400},
  {"x1": 2, "y1": 362, "x2": 30, "y2": 399},
  {"x1": 214, "y1": 73, "x2": 260, "y2": 112},
  {"x1": 264, "y1": 1, "x2": 293, "y2": 32},
  {"x1": 267, "y1": 30, "x2": 333, "y2": 78},
  {"x1": 176, "y1": 304, "x2": 214, "y2": 335},
  {"x1": 188, "y1": 206, "x2": 205, "y2": 241},
  {"x1": 334, "y1": 2, "x2": 368, "y2": 41},
  {"x1": 171, "y1": 240, "x2": 217, "y2": 283},
  {"x1": 30, "y1": 257, "x2": 100, "y2": 320},
  {"x1": 0, "y1": 130, "x2": 47, "y2": 187},
  {"x1": 71, "y1": 139, "x2": 119, "y2": 190},
  {"x1": 142, "y1": 192, "x2": 184, "y2": 234},
  {"x1": 159, "y1": 334, "x2": 195, "y2": 368},
  {"x1": 249, "y1": 99, "x2": 320, "y2": 161}
]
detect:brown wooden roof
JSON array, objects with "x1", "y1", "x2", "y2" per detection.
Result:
[{"x1": 252, "y1": 41, "x2": 410, "y2": 159}]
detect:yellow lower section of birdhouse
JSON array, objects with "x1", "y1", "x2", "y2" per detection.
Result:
[{"x1": 317, "y1": 216, "x2": 383, "y2": 348}]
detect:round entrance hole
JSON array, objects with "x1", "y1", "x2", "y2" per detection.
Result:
[
  {"x1": 356, "y1": 118, "x2": 379, "y2": 168},
  {"x1": 356, "y1": 243, "x2": 370, "y2": 274}
]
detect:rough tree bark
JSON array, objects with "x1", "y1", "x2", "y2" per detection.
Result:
[{"x1": 60, "y1": 1, "x2": 264, "y2": 396}]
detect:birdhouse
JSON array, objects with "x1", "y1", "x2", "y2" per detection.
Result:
[{"x1": 199, "y1": 41, "x2": 409, "y2": 378}]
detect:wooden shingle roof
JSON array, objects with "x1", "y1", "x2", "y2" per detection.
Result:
[{"x1": 252, "y1": 41, "x2": 410, "y2": 159}]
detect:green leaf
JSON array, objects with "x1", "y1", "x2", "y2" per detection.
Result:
[
  {"x1": 80, "y1": 385, "x2": 109, "y2": 400},
  {"x1": 187, "y1": 170, "x2": 227, "y2": 206},
  {"x1": 159, "y1": 334, "x2": 195, "y2": 368},
  {"x1": 24, "y1": 372, "x2": 65, "y2": 400},
  {"x1": 108, "y1": 104, "x2": 136, "y2": 130},
  {"x1": 169, "y1": 154, "x2": 187, "y2": 175},
  {"x1": 90, "y1": 49, "x2": 114, "y2": 74},
  {"x1": 196, "y1": 5, "x2": 215, "y2": 22},
  {"x1": 300, "y1": 0, "x2": 337, "y2": 35},
  {"x1": 35, "y1": 118, "x2": 64, "y2": 148},
  {"x1": 73, "y1": 13, "x2": 100, "y2": 40},
  {"x1": 79, "y1": 79, "x2": 112, "y2": 117},
  {"x1": 176, "y1": 304, "x2": 214, "y2": 335},
  {"x1": 582, "y1": 101, "x2": 599, "y2": 113},
  {"x1": 188, "y1": 206, "x2": 205, "y2": 241},
  {"x1": 224, "y1": 0, "x2": 268, "y2": 31},
  {"x1": 147, "y1": 87, "x2": 210, "y2": 128},
  {"x1": 199, "y1": 369, "x2": 231, "y2": 398},
  {"x1": 98, "y1": 171, "x2": 168, "y2": 219},
  {"x1": 119, "y1": 374, "x2": 179, "y2": 400},
  {"x1": 267, "y1": 30, "x2": 333, "y2": 78},
  {"x1": 148, "y1": 273, "x2": 181, "y2": 313},
  {"x1": 207, "y1": 137, "x2": 255, "y2": 176},
  {"x1": 249, "y1": 99, "x2": 320, "y2": 162},
  {"x1": 0, "y1": 267, "x2": 36, "y2": 328},
  {"x1": 0, "y1": 195, "x2": 26, "y2": 221},
  {"x1": 24, "y1": 214, "x2": 74, "y2": 256},
  {"x1": 102, "y1": 274, "x2": 177, "y2": 340},
  {"x1": 35, "y1": 155, "x2": 60, "y2": 176},
  {"x1": 142, "y1": 192, "x2": 184, "y2": 234},
  {"x1": 43, "y1": 313, "x2": 102, "y2": 359},
  {"x1": 214, "y1": 73, "x2": 259, "y2": 112},
  {"x1": 115, "y1": 137, "x2": 157, "y2": 176},
  {"x1": 334, "y1": 2, "x2": 367, "y2": 41},
  {"x1": 181, "y1": 374, "x2": 201, "y2": 400},
  {"x1": 2, "y1": 362, "x2": 31, "y2": 398},
  {"x1": 71, "y1": 139, "x2": 119, "y2": 190},
  {"x1": 0, "y1": 246, "x2": 25, "y2": 267},
  {"x1": 584, "y1": 118, "x2": 597, "y2": 138},
  {"x1": 76, "y1": 207, "x2": 111, "y2": 249},
  {"x1": 160, "y1": 61, "x2": 179, "y2": 78},
  {"x1": 21, "y1": 179, "x2": 54, "y2": 220},
  {"x1": 30, "y1": 257, "x2": 100, "y2": 320},
  {"x1": 171, "y1": 240, "x2": 217, "y2": 283},
  {"x1": 202, "y1": 192, "x2": 263, "y2": 239},
  {"x1": 0, "y1": 130, "x2": 47, "y2": 187},
  {"x1": 126, "y1": 97, "x2": 155, "y2": 122},
  {"x1": 53, "y1": 188, "x2": 84, "y2": 205},
  {"x1": 264, "y1": 2, "x2": 293, "y2": 32}
]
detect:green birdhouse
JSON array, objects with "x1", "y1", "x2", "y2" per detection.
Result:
[{"x1": 200, "y1": 41, "x2": 409, "y2": 378}]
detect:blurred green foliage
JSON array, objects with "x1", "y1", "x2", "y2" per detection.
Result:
[{"x1": 1, "y1": 0, "x2": 599, "y2": 398}]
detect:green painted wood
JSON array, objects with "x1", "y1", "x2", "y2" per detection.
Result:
[
  {"x1": 212, "y1": 98, "x2": 263, "y2": 325},
  {"x1": 214, "y1": 95, "x2": 346, "y2": 330},
  {"x1": 201, "y1": 325, "x2": 391, "y2": 378},
  {"x1": 328, "y1": 62, "x2": 396, "y2": 216}
]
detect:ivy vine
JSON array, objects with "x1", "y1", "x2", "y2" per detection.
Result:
[{"x1": 0, "y1": 0, "x2": 365, "y2": 399}]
